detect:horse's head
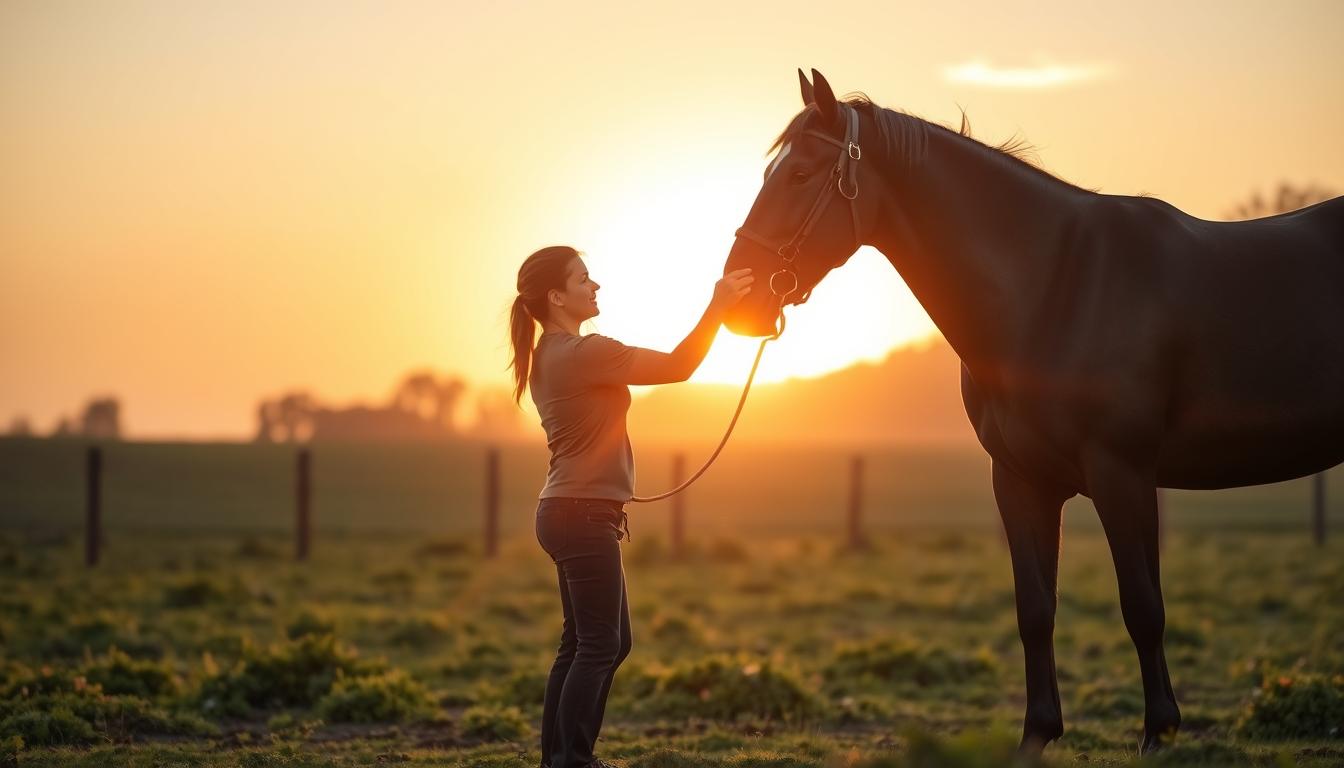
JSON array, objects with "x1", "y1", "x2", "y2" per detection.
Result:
[{"x1": 723, "y1": 68, "x2": 872, "y2": 337}]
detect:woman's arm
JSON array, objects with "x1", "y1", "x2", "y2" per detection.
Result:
[{"x1": 624, "y1": 268, "x2": 754, "y2": 385}]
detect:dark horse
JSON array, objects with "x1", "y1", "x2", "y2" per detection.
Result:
[{"x1": 722, "y1": 69, "x2": 1344, "y2": 754}]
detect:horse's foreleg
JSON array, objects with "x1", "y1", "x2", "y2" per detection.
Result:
[
  {"x1": 1083, "y1": 447, "x2": 1181, "y2": 753},
  {"x1": 992, "y1": 460, "x2": 1070, "y2": 754}
]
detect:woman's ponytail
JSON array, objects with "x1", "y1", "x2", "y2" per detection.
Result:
[
  {"x1": 509, "y1": 294, "x2": 536, "y2": 405},
  {"x1": 508, "y1": 245, "x2": 580, "y2": 405}
]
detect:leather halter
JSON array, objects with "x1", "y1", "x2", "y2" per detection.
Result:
[
  {"x1": 629, "y1": 105, "x2": 862, "y2": 504},
  {"x1": 734, "y1": 103, "x2": 862, "y2": 306}
]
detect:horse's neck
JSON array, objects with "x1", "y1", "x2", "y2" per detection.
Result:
[{"x1": 869, "y1": 126, "x2": 1088, "y2": 372}]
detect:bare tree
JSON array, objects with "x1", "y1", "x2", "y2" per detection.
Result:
[
  {"x1": 255, "y1": 371, "x2": 468, "y2": 443},
  {"x1": 276, "y1": 391, "x2": 316, "y2": 442},
  {"x1": 1224, "y1": 181, "x2": 1336, "y2": 220},
  {"x1": 254, "y1": 401, "x2": 276, "y2": 443},
  {"x1": 6, "y1": 415, "x2": 33, "y2": 437},
  {"x1": 391, "y1": 370, "x2": 465, "y2": 432},
  {"x1": 80, "y1": 397, "x2": 121, "y2": 439}
]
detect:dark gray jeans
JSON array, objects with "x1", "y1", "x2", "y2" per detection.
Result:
[{"x1": 535, "y1": 497, "x2": 632, "y2": 768}]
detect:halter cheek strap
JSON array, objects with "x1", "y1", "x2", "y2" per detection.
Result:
[{"x1": 734, "y1": 104, "x2": 862, "y2": 306}]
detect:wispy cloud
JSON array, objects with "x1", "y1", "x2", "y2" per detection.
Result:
[{"x1": 943, "y1": 57, "x2": 1113, "y2": 89}]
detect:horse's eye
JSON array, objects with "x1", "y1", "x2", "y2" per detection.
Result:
[{"x1": 789, "y1": 170, "x2": 809, "y2": 185}]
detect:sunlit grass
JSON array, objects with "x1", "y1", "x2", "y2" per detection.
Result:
[{"x1": 1, "y1": 524, "x2": 1341, "y2": 765}]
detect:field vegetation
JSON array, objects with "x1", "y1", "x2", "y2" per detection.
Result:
[{"x1": 1, "y1": 439, "x2": 1341, "y2": 765}]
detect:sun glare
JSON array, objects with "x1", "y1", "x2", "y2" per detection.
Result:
[{"x1": 569, "y1": 146, "x2": 937, "y2": 390}]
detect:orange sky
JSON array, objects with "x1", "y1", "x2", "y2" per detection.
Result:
[{"x1": 2, "y1": 1, "x2": 1342, "y2": 439}]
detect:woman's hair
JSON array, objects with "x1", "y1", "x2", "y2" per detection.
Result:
[{"x1": 509, "y1": 245, "x2": 579, "y2": 405}]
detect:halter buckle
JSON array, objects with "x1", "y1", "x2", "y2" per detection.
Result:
[
  {"x1": 777, "y1": 243, "x2": 798, "y2": 263},
  {"x1": 838, "y1": 176, "x2": 858, "y2": 200},
  {"x1": 848, "y1": 142, "x2": 861, "y2": 161},
  {"x1": 769, "y1": 268, "x2": 798, "y2": 297}
]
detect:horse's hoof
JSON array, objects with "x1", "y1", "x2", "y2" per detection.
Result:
[
  {"x1": 1017, "y1": 726, "x2": 1060, "y2": 758},
  {"x1": 1140, "y1": 724, "x2": 1179, "y2": 754},
  {"x1": 1017, "y1": 736, "x2": 1047, "y2": 758},
  {"x1": 1141, "y1": 707, "x2": 1181, "y2": 754}
]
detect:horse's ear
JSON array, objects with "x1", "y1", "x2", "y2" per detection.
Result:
[
  {"x1": 797, "y1": 68, "x2": 814, "y2": 105},
  {"x1": 811, "y1": 68, "x2": 838, "y2": 125}
]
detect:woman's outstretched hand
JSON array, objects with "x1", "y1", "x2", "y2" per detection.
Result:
[{"x1": 711, "y1": 268, "x2": 754, "y2": 312}]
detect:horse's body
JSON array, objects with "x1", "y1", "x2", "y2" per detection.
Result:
[
  {"x1": 723, "y1": 70, "x2": 1344, "y2": 754},
  {"x1": 961, "y1": 192, "x2": 1344, "y2": 495}
]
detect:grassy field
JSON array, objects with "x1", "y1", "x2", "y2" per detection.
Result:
[{"x1": 1, "y1": 439, "x2": 1342, "y2": 766}]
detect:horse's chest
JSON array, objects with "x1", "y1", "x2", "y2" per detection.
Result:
[{"x1": 962, "y1": 367, "x2": 1086, "y2": 490}]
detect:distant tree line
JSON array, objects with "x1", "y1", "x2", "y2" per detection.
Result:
[
  {"x1": 255, "y1": 369, "x2": 524, "y2": 444},
  {"x1": 6, "y1": 397, "x2": 121, "y2": 439},
  {"x1": 4, "y1": 373, "x2": 525, "y2": 444},
  {"x1": 1224, "y1": 181, "x2": 1336, "y2": 220}
]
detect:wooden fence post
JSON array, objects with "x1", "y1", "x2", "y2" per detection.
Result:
[
  {"x1": 85, "y1": 445, "x2": 101, "y2": 567},
  {"x1": 847, "y1": 454, "x2": 866, "y2": 550},
  {"x1": 295, "y1": 448, "x2": 311, "y2": 561},
  {"x1": 1313, "y1": 472, "x2": 1326, "y2": 546},
  {"x1": 485, "y1": 447, "x2": 500, "y2": 558},
  {"x1": 671, "y1": 453, "x2": 686, "y2": 558}
]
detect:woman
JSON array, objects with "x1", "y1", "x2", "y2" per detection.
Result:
[{"x1": 508, "y1": 245, "x2": 753, "y2": 768}]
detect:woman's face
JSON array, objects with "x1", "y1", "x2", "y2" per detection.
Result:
[{"x1": 549, "y1": 256, "x2": 602, "y2": 322}]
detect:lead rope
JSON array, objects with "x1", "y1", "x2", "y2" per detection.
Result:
[{"x1": 628, "y1": 298, "x2": 788, "y2": 504}]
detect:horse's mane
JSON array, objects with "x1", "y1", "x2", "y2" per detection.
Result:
[{"x1": 769, "y1": 93, "x2": 1080, "y2": 189}]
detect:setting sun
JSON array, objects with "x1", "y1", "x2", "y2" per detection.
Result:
[{"x1": 570, "y1": 138, "x2": 937, "y2": 390}]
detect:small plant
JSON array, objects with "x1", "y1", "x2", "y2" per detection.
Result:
[
  {"x1": 0, "y1": 689, "x2": 214, "y2": 745},
  {"x1": 460, "y1": 703, "x2": 529, "y2": 741},
  {"x1": 73, "y1": 694, "x2": 217, "y2": 741},
  {"x1": 488, "y1": 669, "x2": 547, "y2": 709},
  {"x1": 197, "y1": 633, "x2": 384, "y2": 717},
  {"x1": 650, "y1": 656, "x2": 819, "y2": 722},
  {"x1": 285, "y1": 610, "x2": 336, "y2": 640},
  {"x1": 79, "y1": 647, "x2": 180, "y2": 698},
  {"x1": 1236, "y1": 673, "x2": 1344, "y2": 740},
  {"x1": 315, "y1": 669, "x2": 435, "y2": 723},
  {"x1": 0, "y1": 734, "x2": 21, "y2": 763},
  {"x1": 0, "y1": 706, "x2": 96, "y2": 747}
]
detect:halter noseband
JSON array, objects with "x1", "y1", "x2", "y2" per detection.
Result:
[{"x1": 734, "y1": 103, "x2": 862, "y2": 306}]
